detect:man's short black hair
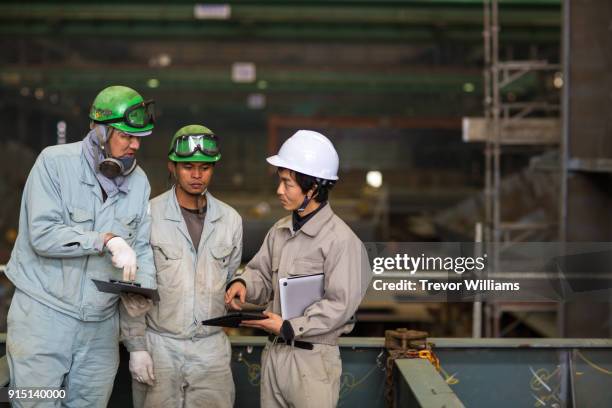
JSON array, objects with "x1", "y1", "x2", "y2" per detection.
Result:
[{"x1": 278, "y1": 167, "x2": 334, "y2": 203}]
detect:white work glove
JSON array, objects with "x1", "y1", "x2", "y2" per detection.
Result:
[
  {"x1": 129, "y1": 351, "x2": 155, "y2": 386},
  {"x1": 106, "y1": 236, "x2": 137, "y2": 281}
]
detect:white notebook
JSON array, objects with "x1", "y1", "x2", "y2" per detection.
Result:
[{"x1": 279, "y1": 273, "x2": 325, "y2": 320}]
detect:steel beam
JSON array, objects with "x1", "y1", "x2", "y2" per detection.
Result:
[
  {"x1": 396, "y1": 359, "x2": 465, "y2": 407},
  {"x1": 0, "y1": 2, "x2": 560, "y2": 42},
  {"x1": 0, "y1": 4, "x2": 560, "y2": 26},
  {"x1": 0, "y1": 22, "x2": 561, "y2": 43},
  {"x1": 228, "y1": 336, "x2": 612, "y2": 348},
  {"x1": 0, "y1": 65, "x2": 541, "y2": 94}
]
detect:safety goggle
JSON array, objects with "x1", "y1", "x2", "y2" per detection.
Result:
[
  {"x1": 96, "y1": 100, "x2": 155, "y2": 129},
  {"x1": 170, "y1": 134, "x2": 219, "y2": 157}
]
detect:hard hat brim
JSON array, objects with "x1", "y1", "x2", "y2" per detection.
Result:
[
  {"x1": 266, "y1": 155, "x2": 289, "y2": 170},
  {"x1": 125, "y1": 130, "x2": 152, "y2": 137},
  {"x1": 109, "y1": 122, "x2": 154, "y2": 136}
]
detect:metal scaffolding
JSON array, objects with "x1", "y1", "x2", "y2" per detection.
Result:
[{"x1": 481, "y1": 0, "x2": 562, "y2": 337}]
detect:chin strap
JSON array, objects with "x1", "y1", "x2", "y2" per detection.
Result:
[
  {"x1": 297, "y1": 182, "x2": 321, "y2": 213},
  {"x1": 198, "y1": 189, "x2": 207, "y2": 216},
  {"x1": 185, "y1": 187, "x2": 207, "y2": 217},
  {"x1": 296, "y1": 196, "x2": 312, "y2": 213},
  {"x1": 297, "y1": 178, "x2": 334, "y2": 212}
]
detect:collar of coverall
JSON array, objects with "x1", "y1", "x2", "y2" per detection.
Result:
[
  {"x1": 164, "y1": 185, "x2": 221, "y2": 223},
  {"x1": 277, "y1": 201, "x2": 334, "y2": 237}
]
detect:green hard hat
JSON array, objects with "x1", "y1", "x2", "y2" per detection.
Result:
[
  {"x1": 168, "y1": 124, "x2": 221, "y2": 163},
  {"x1": 89, "y1": 85, "x2": 155, "y2": 135}
]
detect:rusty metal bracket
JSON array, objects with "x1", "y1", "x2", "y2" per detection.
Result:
[{"x1": 384, "y1": 328, "x2": 440, "y2": 408}]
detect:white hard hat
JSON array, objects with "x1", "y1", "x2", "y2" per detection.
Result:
[{"x1": 266, "y1": 130, "x2": 339, "y2": 181}]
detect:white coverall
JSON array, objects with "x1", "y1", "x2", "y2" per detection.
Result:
[{"x1": 121, "y1": 187, "x2": 242, "y2": 407}]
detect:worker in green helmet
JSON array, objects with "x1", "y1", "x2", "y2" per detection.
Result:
[
  {"x1": 5, "y1": 85, "x2": 157, "y2": 407},
  {"x1": 121, "y1": 125, "x2": 242, "y2": 407}
]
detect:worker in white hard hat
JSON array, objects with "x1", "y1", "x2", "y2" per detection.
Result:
[{"x1": 225, "y1": 130, "x2": 372, "y2": 407}]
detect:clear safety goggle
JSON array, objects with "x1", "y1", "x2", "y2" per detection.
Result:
[
  {"x1": 97, "y1": 100, "x2": 155, "y2": 129},
  {"x1": 170, "y1": 134, "x2": 219, "y2": 157}
]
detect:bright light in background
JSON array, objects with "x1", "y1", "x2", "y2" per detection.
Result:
[
  {"x1": 553, "y1": 72, "x2": 563, "y2": 89},
  {"x1": 366, "y1": 171, "x2": 383, "y2": 188},
  {"x1": 147, "y1": 78, "x2": 160, "y2": 88},
  {"x1": 247, "y1": 93, "x2": 266, "y2": 109},
  {"x1": 148, "y1": 53, "x2": 172, "y2": 68},
  {"x1": 158, "y1": 53, "x2": 172, "y2": 67},
  {"x1": 194, "y1": 4, "x2": 231, "y2": 20},
  {"x1": 463, "y1": 82, "x2": 475, "y2": 93},
  {"x1": 232, "y1": 62, "x2": 256, "y2": 83}
]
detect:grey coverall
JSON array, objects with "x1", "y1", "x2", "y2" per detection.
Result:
[
  {"x1": 232, "y1": 203, "x2": 371, "y2": 408},
  {"x1": 5, "y1": 141, "x2": 156, "y2": 407},
  {"x1": 121, "y1": 187, "x2": 242, "y2": 408}
]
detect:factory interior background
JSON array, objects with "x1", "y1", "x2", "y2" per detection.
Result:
[{"x1": 1, "y1": 1, "x2": 612, "y2": 407}]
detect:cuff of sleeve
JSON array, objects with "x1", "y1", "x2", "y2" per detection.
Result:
[
  {"x1": 123, "y1": 336, "x2": 147, "y2": 352},
  {"x1": 94, "y1": 233, "x2": 106, "y2": 253},
  {"x1": 280, "y1": 320, "x2": 295, "y2": 342},
  {"x1": 226, "y1": 278, "x2": 247, "y2": 292},
  {"x1": 287, "y1": 317, "x2": 307, "y2": 339}
]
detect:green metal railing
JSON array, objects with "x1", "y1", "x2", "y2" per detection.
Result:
[{"x1": 2, "y1": 336, "x2": 612, "y2": 407}]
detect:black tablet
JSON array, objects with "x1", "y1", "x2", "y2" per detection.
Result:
[
  {"x1": 92, "y1": 279, "x2": 160, "y2": 301},
  {"x1": 201, "y1": 312, "x2": 267, "y2": 328}
]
